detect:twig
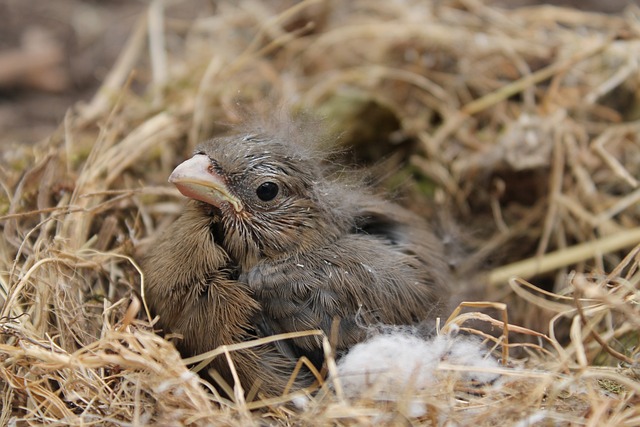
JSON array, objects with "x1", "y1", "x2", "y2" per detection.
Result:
[{"x1": 489, "y1": 229, "x2": 640, "y2": 286}]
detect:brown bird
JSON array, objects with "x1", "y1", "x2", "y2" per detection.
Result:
[{"x1": 142, "y1": 118, "x2": 451, "y2": 397}]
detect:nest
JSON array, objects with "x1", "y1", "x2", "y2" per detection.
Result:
[{"x1": 1, "y1": 0, "x2": 640, "y2": 425}]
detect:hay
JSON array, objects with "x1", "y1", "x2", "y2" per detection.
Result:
[{"x1": 1, "y1": 0, "x2": 640, "y2": 425}]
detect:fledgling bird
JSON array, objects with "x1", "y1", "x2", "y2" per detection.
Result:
[{"x1": 143, "y1": 117, "x2": 452, "y2": 396}]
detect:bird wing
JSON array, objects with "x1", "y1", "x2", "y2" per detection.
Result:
[{"x1": 245, "y1": 230, "x2": 449, "y2": 358}]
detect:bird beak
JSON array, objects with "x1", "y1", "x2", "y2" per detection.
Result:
[{"x1": 169, "y1": 154, "x2": 243, "y2": 212}]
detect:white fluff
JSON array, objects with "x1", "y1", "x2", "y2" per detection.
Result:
[{"x1": 336, "y1": 330, "x2": 501, "y2": 417}]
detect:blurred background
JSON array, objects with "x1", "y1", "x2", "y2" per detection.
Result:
[{"x1": 0, "y1": 0, "x2": 633, "y2": 146}]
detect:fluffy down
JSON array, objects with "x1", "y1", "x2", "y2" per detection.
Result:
[{"x1": 336, "y1": 330, "x2": 501, "y2": 417}]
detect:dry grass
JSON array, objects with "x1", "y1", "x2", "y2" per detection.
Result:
[{"x1": 1, "y1": 0, "x2": 640, "y2": 425}]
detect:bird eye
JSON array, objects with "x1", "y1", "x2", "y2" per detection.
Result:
[{"x1": 256, "y1": 181, "x2": 279, "y2": 201}]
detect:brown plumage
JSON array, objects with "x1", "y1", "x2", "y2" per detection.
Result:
[
  {"x1": 143, "y1": 204, "x2": 307, "y2": 396},
  {"x1": 142, "y1": 118, "x2": 451, "y2": 397}
]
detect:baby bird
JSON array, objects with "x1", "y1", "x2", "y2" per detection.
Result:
[{"x1": 142, "y1": 117, "x2": 452, "y2": 397}]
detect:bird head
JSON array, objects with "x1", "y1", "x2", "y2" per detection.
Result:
[{"x1": 170, "y1": 130, "x2": 352, "y2": 268}]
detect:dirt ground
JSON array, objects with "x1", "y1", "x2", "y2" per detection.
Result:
[
  {"x1": 0, "y1": 0, "x2": 214, "y2": 146},
  {"x1": 0, "y1": 0, "x2": 633, "y2": 147}
]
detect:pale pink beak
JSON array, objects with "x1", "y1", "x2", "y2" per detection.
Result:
[{"x1": 169, "y1": 154, "x2": 243, "y2": 212}]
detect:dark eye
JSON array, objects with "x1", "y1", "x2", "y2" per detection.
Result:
[{"x1": 256, "y1": 181, "x2": 279, "y2": 201}]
